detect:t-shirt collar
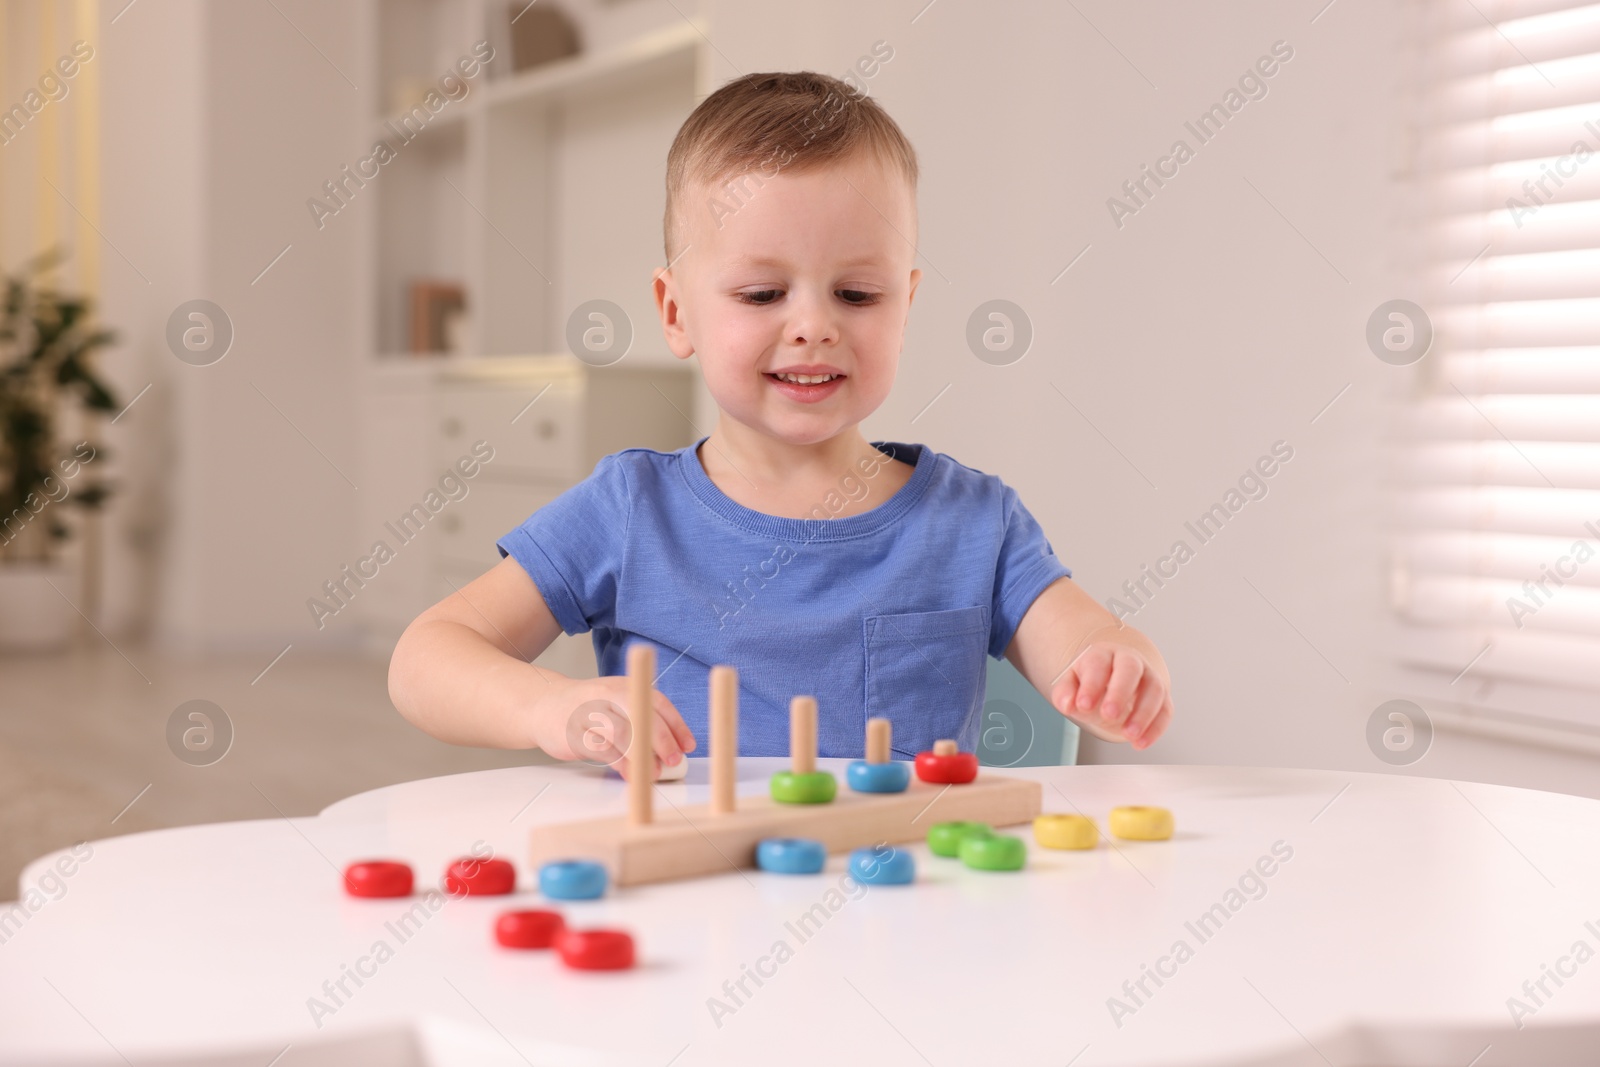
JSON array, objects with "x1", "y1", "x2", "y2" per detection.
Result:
[{"x1": 679, "y1": 435, "x2": 937, "y2": 541}]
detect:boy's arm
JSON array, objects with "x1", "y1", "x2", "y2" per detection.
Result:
[
  {"x1": 1003, "y1": 577, "x2": 1173, "y2": 750},
  {"x1": 389, "y1": 556, "x2": 698, "y2": 767},
  {"x1": 388, "y1": 557, "x2": 570, "y2": 748}
]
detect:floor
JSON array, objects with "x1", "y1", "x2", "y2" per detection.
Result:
[{"x1": 0, "y1": 642, "x2": 554, "y2": 900}]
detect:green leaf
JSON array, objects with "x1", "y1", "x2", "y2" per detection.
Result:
[{"x1": 81, "y1": 380, "x2": 116, "y2": 411}]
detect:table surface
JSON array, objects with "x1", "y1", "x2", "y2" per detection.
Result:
[{"x1": 4, "y1": 759, "x2": 1600, "y2": 1067}]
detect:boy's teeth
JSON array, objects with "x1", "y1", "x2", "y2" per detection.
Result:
[{"x1": 775, "y1": 373, "x2": 839, "y2": 384}]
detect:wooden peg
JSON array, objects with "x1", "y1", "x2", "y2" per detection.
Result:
[
  {"x1": 933, "y1": 739, "x2": 958, "y2": 757},
  {"x1": 711, "y1": 665, "x2": 738, "y2": 815},
  {"x1": 866, "y1": 718, "x2": 891, "y2": 764},
  {"x1": 790, "y1": 696, "x2": 818, "y2": 775},
  {"x1": 627, "y1": 644, "x2": 655, "y2": 826}
]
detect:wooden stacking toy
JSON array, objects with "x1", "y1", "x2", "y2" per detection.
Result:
[
  {"x1": 495, "y1": 909, "x2": 564, "y2": 949},
  {"x1": 915, "y1": 739, "x2": 979, "y2": 784},
  {"x1": 525, "y1": 645, "x2": 1042, "y2": 887},
  {"x1": 849, "y1": 844, "x2": 915, "y2": 885},
  {"x1": 770, "y1": 697, "x2": 837, "y2": 803},
  {"x1": 959, "y1": 833, "x2": 1026, "y2": 871},
  {"x1": 538, "y1": 859, "x2": 607, "y2": 900},
  {"x1": 928, "y1": 820, "x2": 990, "y2": 857},
  {"x1": 1034, "y1": 813, "x2": 1099, "y2": 850},
  {"x1": 444, "y1": 857, "x2": 515, "y2": 896},
  {"x1": 557, "y1": 928, "x2": 635, "y2": 970},
  {"x1": 342, "y1": 860, "x2": 413, "y2": 898},
  {"x1": 847, "y1": 718, "x2": 912, "y2": 793},
  {"x1": 1109, "y1": 805, "x2": 1174, "y2": 841},
  {"x1": 756, "y1": 838, "x2": 826, "y2": 874}
]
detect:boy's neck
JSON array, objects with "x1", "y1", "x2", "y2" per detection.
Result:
[{"x1": 697, "y1": 419, "x2": 912, "y2": 520}]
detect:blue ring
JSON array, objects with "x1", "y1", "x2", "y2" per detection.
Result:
[
  {"x1": 848, "y1": 846, "x2": 915, "y2": 885},
  {"x1": 756, "y1": 837, "x2": 826, "y2": 874},
  {"x1": 538, "y1": 859, "x2": 608, "y2": 900},
  {"x1": 847, "y1": 760, "x2": 911, "y2": 794}
]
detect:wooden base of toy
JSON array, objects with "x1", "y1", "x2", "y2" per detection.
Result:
[{"x1": 528, "y1": 774, "x2": 1042, "y2": 887}]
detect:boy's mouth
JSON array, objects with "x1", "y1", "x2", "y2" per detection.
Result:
[
  {"x1": 768, "y1": 372, "x2": 842, "y2": 384},
  {"x1": 765, "y1": 371, "x2": 846, "y2": 403}
]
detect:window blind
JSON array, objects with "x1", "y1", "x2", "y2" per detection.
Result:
[{"x1": 1395, "y1": 0, "x2": 1600, "y2": 737}]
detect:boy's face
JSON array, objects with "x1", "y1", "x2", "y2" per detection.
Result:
[{"x1": 654, "y1": 151, "x2": 922, "y2": 447}]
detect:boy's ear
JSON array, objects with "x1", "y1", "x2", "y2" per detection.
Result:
[
  {"x1": 652, "y1": 266, "x2": 695, "y2": 360},
  {"x1": 899, "y1": 269, "x2": 923, "y2": 353}
]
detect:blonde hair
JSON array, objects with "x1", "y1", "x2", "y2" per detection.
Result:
[{"x1": 663, "y1": 71, "x2": 919, "y2": 263}]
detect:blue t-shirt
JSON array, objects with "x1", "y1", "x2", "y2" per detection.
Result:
[{"x1": 496, "y1": 436, "x2": 1071, "y2": 759}]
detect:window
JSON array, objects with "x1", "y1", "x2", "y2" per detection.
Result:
[{"x1": 1394, "y1": 1, "x2": 1600, "y2": 742}]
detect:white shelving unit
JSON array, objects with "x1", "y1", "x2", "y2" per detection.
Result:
[{"x1": 353, "y1": 0, "x2": 712, "y2": 671}]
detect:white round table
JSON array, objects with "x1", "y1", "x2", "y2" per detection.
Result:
[{"x1": 3, "y1": 760, "x2": 1598, "y2": 1066}]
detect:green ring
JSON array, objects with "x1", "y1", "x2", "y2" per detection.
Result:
[
  {"x1": 960, "y1": 833, "x2": 1026, "y2": 871},
  {"x1": 928, "y1": 821, "x2": 991, "y2": 857},
  {"x1": 770, "y1": 771, "x2": 837, "y2": 804}
]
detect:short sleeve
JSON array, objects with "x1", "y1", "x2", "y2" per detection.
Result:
[
  {"x1": 496, "y1": 453, "x2": 631, "y2": 636},
  {"x1": 989, "y1": 483, "x2": 1073, "y2": 659}
]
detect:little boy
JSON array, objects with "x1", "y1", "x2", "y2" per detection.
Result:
[{"x1": 389, "y1": 72, "x2": 1173, "y2": 779}]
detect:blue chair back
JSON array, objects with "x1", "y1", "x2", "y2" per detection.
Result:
[{"x1": 975, "y1": 657, "x2": 1080, "y2": 767}]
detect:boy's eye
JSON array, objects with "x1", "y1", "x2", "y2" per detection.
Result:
[{"x1": 735, "y1": 289, "x2": 881, "y2": 306}]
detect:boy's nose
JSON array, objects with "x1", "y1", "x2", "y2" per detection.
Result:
[{"x1": 786, "y1": 298, "x2": 839, "y2": 347}]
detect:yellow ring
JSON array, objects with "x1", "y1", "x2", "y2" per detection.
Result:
[
  {"x1": 1033, "y1": 813, "x2": 1098, "y2": 850},
  {"x1": 1109, "y1": 805, "x2": 1173, "y2": 841}
]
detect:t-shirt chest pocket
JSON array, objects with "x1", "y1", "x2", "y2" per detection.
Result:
[{"x1": 863, "y1": 605, "x2": 991, "y2": 758}]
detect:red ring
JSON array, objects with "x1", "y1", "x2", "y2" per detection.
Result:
[
  {"x1": 914, "y1": 751, "x2": 979, "y2": 784},
  {"x1": 444, "y1": 857, "x2": 516, "y2": 896},
  {"x1": 495, "y1": 909, "x2": 565, "y2": 949},
  {"x1": 343, "y1": 860, "x2": 413, "y2": 898},
  {"x1": 557, "y1": 928, "x2": 635, "y2": 970}
]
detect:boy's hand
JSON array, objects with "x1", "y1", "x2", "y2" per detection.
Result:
[
  {"x1": 1050, "y1": 641, "x2": 1172, "y2": 751},
  {"x1": 530, "y1": 676, "x2": 698, "y2": 781}
]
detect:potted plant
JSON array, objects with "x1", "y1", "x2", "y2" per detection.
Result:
[{"x1": 0, "y1": 250, "x2": 118, "y2": 650}]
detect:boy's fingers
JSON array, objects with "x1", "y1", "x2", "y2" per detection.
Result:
[
  {"x1": 1072, "y1": 648, "x2": 1112, "y2": 714},
  {"x1": 648, "y1": 695, "x2": 694, "y2": 764},
  {"x1": 1100, "y1": 649, "x2": 1143, "y2": 727},
  {"x1": 654, "y1": 693, "x2": 698, "y2": 755},
  {"x1": 591, "y1": 733, "x2": 626, "y2": 766},
  {"x1": 571, "y1": 723, "x2": 609, "y2": 763},
  {"x1": 652, "y1": 717, "x2": 685, "y2": 765},
  {"x1": 1131, "y1": 701, "x2": 1172, "y2": 751},
  {"x1": 615, "y1": 709, "x2": 661, "y2": 770},
  {"x1": 611, "y1": 748, "x2": 664, "y2": 782},
  {"x1": 587, "y1": 739, "x2": 625, "y2": 770},
  {"x1": 620, "y1": 692, "x2": 686, "y2": 766},
  {"x1": 1051, "y1": 672, "x2": 1079, "y2": 717},
  {"x1": 1123, "y1": 677, "x2": 1166, "y2": 741}
]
